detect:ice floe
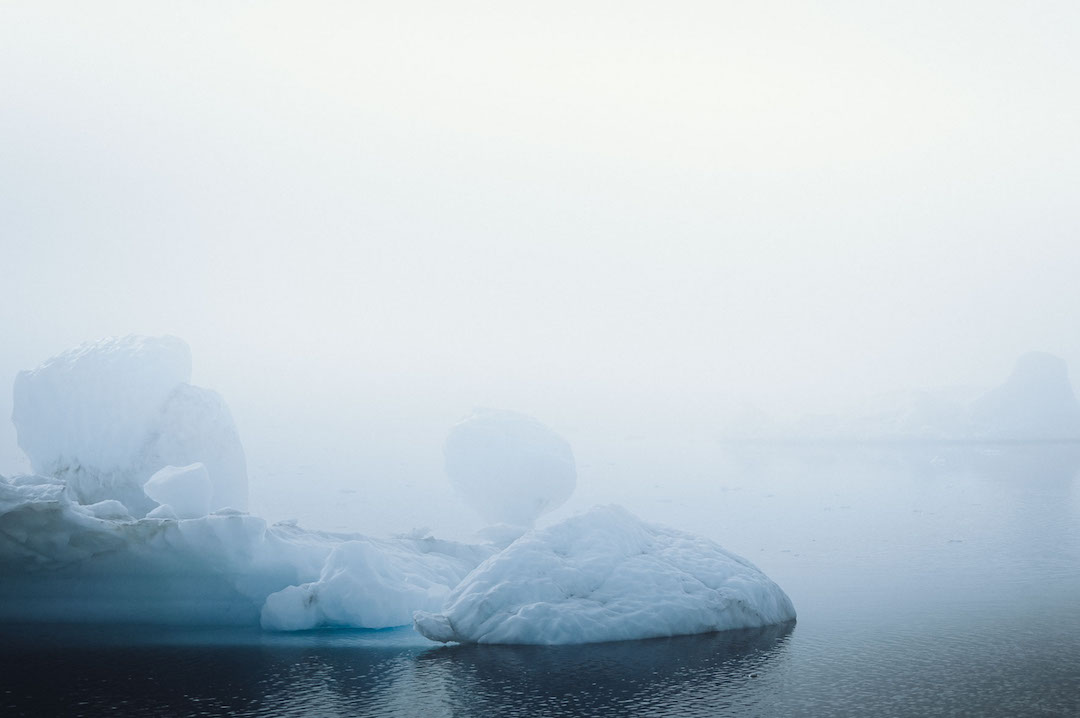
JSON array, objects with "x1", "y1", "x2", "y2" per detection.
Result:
[{"x1": 414, "y1": 505, "x2": 796, "y2": 645}]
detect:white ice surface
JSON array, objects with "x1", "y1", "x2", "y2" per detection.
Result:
[
  {"x1": 414, "y1": 505, "x2": 796, "y2": 645},
  {"x1": 0, "y1": 473, "x2": 490, "y2": 628},
  {"x1": 260, "y1": 537, "x2": 494, "y2": 631},
  {"x1": 143, "y1": 463, "x2": 213, "y2": 519},
  {"x1": 11, "y1": 335, "x2": 247, "y2": 515},
  {"x1": 444, "y1": 409, "x2": 576, "y2": 527}
]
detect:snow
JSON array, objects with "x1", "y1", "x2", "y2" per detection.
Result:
[
  {"x1": 143, "y1": 463, "x2": 213, "y2": 519},
  {"x1": 413, "y1": 505, "x2": 796, "y2": 645},
  {"x1": 11, "y1": 335, "x2": 247, "y2": 516},
  {"x1": 444, "y1": 409, "x2": 576, "y2": 527}
]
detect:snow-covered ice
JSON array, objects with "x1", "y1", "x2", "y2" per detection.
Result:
[
  {"x1": 414, "y1": 505, "x2": 796, "y2": 645},
  {"x1": 11, "y1": 335, "x2": 247, "y2": 516},
  {"x1": 444, "y1": 409, "x2": 576, "y2": 527}
]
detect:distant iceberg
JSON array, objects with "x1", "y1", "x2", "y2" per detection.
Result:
[
  {"x1": 414, "y1": 505, "x2": 796, "y2": 645},
  {"x1": 444, "y1": 408, "x2": 576, "y2": 527},
  {"x1": 970, "y1": 352, "x2": 1080, "y2": 440},
  {"x1": 736, "y1": 352, "x2": 1080, "y2": 443}
]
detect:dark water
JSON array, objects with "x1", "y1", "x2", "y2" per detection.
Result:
[{"x1": 2, "y1": 445, "x2": 1079, "y2": 716}]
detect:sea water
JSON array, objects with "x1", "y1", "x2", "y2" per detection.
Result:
[{"x1": 2, "y1": 444, "x2": 1077, "y2": 716}]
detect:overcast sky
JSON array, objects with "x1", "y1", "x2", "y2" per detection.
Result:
[{"x1": 3, "y1": 2, "x2": 1078, "y2": 496}]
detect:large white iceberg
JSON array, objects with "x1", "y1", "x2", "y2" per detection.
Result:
[
  {"x1": 11, "y1": 335, "x2": 248, "y2": 516},
  {"x1": 0, "y1": 472, "x2": 490, "y2": 628},
  {"x1": 414, "y1": 505, "x2": 796, "y2": 645},
  {"x1": 444, "y1": 409, "x2": 576, "y2": 527}
]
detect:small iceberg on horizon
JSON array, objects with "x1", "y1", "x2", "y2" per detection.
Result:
[{"x1": 414, "y1": 505, "x2": 796, "y2": 645}]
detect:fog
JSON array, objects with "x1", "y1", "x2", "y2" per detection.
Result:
[{"x1": 3, "y1": 1, "x2": 1079, "y2": 535}]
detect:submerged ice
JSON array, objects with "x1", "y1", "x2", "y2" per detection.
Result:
[
  {"x1": 414, "y1": 505, "x2": 796, "y2": 645},
  {"x1": 1, "y1": 335, "x2": 796, "y2": 643}
]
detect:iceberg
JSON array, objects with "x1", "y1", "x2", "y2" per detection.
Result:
[
  {"x1": 260, "y1": 537, "x2": 493, "y2": 631},
  {"x1": 11, "y1": 335, "x2": 248, "y2": 516},
  {"x1": 142, "y1": 463, "x2": 214, "y2": 520},
  {"x1": 3, "y1": 336, "x2": 796, "y2": 643},
  {"x1": 0, "y1": 336, "x2": 491, "y2": 630},
  {"x1": 444, "y1": 409, "x2": 576, "y2": 527},
  {"x1": 741, "y1": 352, "x2": 1080, "y2": 443},
  {"x1": 970, "y1": 352, "x2": 1080, "y2": 440},
  {"x1": 0, "y1": 472, "x2": 490, "y2": 628},
  {"x1": 414, "y1": 505, "x2": 796, "y2": 645}
]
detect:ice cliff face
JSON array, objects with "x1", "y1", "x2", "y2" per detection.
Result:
[
  {"x1": 414, "y1": 505, "x2": 796, "y2": 645},
  {"x1": 444, "y1": 409, "x2": 576, "y2": 527},
  {"x1": 11, "y1": 335, "x2": 247, "y2": 516}
]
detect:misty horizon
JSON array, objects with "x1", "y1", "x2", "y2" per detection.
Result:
[{"x1": 2, "y1": 2, "x2": 1079, "y2": 715}]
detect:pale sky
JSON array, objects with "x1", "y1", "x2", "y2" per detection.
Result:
[{"x1": 3, "y1": 2, "x2": 1079, "y2": 502}]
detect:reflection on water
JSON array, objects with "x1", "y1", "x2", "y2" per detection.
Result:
[
  {"x1": 2, "y1": 444, "x2": 1079, "y2": 717},
  {"x1": 416, "y1": 624, "x2": 794, "y2": 718},
  {"x1": 0, "y1": 624, "x2": 794, "y2": 717}
]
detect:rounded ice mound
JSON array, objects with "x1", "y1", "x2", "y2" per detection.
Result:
[
  {"x1": 11, "y1": 335, "x2": 247, "y2": 515},
  {"x1": 444, "y1": 409, "x2": 576, "y2": 527},
  {"x1": 413, "y1": 505, "x2": 796, "y2": 645}
]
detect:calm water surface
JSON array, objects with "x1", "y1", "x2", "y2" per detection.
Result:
[{"x1": 2, "y1": 445, "x2": 1078, "y2": 716}]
